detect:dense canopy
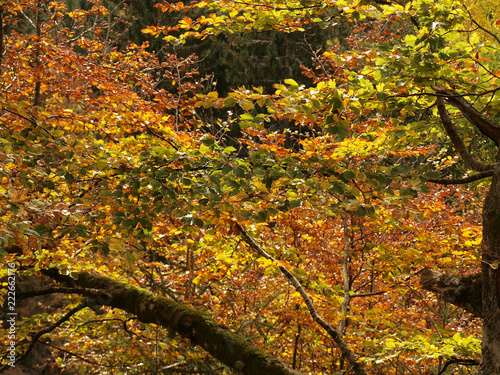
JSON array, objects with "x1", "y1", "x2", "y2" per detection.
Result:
[{"x1": 1, "y1": 0, "x2": 499, "y2": 374}]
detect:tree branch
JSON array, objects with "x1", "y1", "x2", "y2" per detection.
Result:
[
  {"x1": 465, "y1": 8, "x2": 500, "y2": 45},
  {"x1": 338, "y1": 214, "x2": 351, "y2": 336},
  {"x1": 428, "y1": 170, "x2": 495, "y2": 185},
  {"x1": 419, "y1": 268, "x2": 482, "y2": 318},
  {"x1": 435, "y1": 96, "x2": 495, "y2": 172},
  {"x1": 43, "y1": 269, "x2": 304, "y2": 375},
  {"x1": 39, "y1": 339, "x2": 116, "y2": 368},
  {"x1": 235, "y1": 223, "x2": 367, "y2": 375},
  {"x1": 433, "y1": 85, "x2": 500, "y2": 146},
  {"x1": 350, "y1": 291, "x2": 386, "y2": 298},
  {"x1": 17, "y1": 287, "x2": 104, "y2": 300},
  {"x1": 437, "y1": 357, "x2": 480, "y2": 375}
]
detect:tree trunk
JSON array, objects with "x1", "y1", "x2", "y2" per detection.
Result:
[{"x1": 479, "y1": 160, "x2": 500, "y2": 374}]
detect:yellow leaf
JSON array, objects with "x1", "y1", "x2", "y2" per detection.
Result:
[
  {"x1": 240, "y1": 100, "x2": 254, "y2": 110},
  {"x1": 254, "y1": 181, "x2": 268, "y2": 192},
  {"x1": 385, "y1": 338, "x2": 397, "y2": 350}
]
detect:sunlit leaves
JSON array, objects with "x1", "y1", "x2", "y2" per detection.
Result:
[{"x1": 0, "y1": 0, "x2": 489, "y2": 373}]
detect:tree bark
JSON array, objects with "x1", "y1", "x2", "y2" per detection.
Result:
[
  {"x1": 432, "y1": 85, "x2": 500, "y2": 145},
  {"x1": 419, "y1": 268, "x2": 482, "y2": 317},
  {"x1": 435, "y1": 96, "x2": 494, "y2": 172},
  {"x1": 44, "y1": 269, "x2": 304, "y2": 375},
  {"x1": 479, "y1": 160, "x2": 500, "y2": 375}
]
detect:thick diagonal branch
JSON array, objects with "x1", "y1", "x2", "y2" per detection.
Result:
[
  {"x1": 44, "y1": 269, "x2": 303, "y2": 375},
  {"x1": 433, "y1": 85, "x2": 500, "y2": 145},
  {"x1": 419, "y1": 268, "x2": 482, "y2": 318},
  {"x1": 436, "y1": 96, "x2": 494, "y2": 172}
]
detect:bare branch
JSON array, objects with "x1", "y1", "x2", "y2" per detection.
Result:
[
  {"x1": 44, "y1": 268, "x2": 304, "y2": 375},
  {"x1": 17, "y1": 287, "x2": 105, "y2": 300},
  {"x1": 1, "y1": 107, "x2": 37, "y2": 126},
  {"x1": 437, "y1": 357, "x2": 480, "y2": 375},
  {"x1": 351, "y1": 291, "x2": 386, "y2": 298},
  {"x1": 394, "y1": 86, "x2": 500, "y2": 99},
  {"x1": 338, "y1": 214, "x2": 351, "y2": 336},
  {"x1": 465, "y1": 7, "x2": 500, "y2": 45},
  {"x1": 0, "y1": 303, "x2": 88, "y2": 372},
  {"x1": 39, "y1": 339, "x2": 116, "y2": 368}
]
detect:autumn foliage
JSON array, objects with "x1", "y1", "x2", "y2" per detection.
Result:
[{"x1": 0, "y1": 0, "x2": 493, "y2": 374}]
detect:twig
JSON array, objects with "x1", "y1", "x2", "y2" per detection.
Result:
[
  {"x1": 38, "y1": 339, "x2": 116, "y2": 368},
  {"x1": 351, "y1": 290, "x2": 386, "y2": 298},
  {"x1": 17, "y1": 287, "x2": 104, "y2": 300},
  {"x1": 1, "y1": 107, "x2": 54, "y2": 139},
  {"x1": 393, "y1": 86, "x2": 500, "y2": 99},
  {"x1": 437, "y1": 357, "x2": 480, "y2": 375},
  {"x1": 2, "y1": 108, "x2": 37, "y2": 126},
  {"x1": 465, "y1": 8, "x2": 500, "y2": 44}
]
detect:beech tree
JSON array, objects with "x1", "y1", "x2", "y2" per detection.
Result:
[{"x1": 0, "y1": 0, "x2": 498, "y2": 374}]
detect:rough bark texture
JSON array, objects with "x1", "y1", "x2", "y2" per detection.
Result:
[
  {"x1": 419, "y1": 268, "x2": 482, "y2": 317},
  {"x1": 44, "y1": 269, "x2": 304, "y2": 375},
  {"x1": 479, "y1": 161, "x2": 500, "y2": 375}
]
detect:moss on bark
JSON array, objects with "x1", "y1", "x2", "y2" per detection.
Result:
[{"x1": 45, "y1": 269, "x2": 303, "y2": 375}]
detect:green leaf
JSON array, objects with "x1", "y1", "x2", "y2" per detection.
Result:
[
  {"x1": 201, "y1": 138, "x2": 215, "y2": 146},
  {"x1": 240, "y1": 113, "x2": 253, "y2": 120},
  {"x1": 327, "y1": 124, "x2": 350, "y2": 139},
  {"x1": 193, "y1": 218, "x2": 204, "y2": 227},
  {"x1": 342, "y1": 170, "x2": 355, "y2": 181},
  {"x1": 24, "y1": 229, "x2": 40, "y2": 237},
  {"x1": 256, "y1": 210, "x2": 267, "y2": 222},
  {"x1": 234, "y1": 167, "x2": 246, "y2": 178},
  {"x1": 65, "y1": 172, "x2": 75, "y2": 184},
  {"x1": 224, "y1": 97, "x2": 236, "y2": 107}
]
